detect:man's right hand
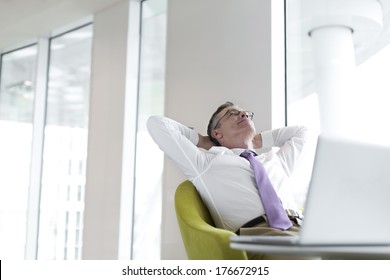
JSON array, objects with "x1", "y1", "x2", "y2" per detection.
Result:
[{"x1": 197, "y1": 134, "x2": 215, "y2": 150}]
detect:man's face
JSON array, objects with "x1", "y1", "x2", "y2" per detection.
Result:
[{"x1": 212, "y1": 106, "x2": 256, "y2": 148}]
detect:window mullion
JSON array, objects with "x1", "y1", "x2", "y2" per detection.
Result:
[{"x1": 24, "y1": 37, "x2": 49, "y2": 260}]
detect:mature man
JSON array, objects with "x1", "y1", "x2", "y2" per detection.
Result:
[{"x1": 147, "y1": 101, "x2": 308, "y2": 259}]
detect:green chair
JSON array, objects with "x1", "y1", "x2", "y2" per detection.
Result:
[{"x1": 174, "y1": 180, "x2": 248, "y2": 260}]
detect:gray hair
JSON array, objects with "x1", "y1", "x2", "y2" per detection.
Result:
[{"x1": 207, "y1": 101, "x2": 234, "y2": 146}]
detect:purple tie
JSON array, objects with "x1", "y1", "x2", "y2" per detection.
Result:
[{"x1": 240, "y1": 150, "x2": 292, "y2": 230}]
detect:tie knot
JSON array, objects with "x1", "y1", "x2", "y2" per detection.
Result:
[{"x1": 240, "y1": 150, "x2": 257, "y2": 158}]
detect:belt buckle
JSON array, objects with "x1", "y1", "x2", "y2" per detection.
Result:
[
  {"x1": 285, "y1": 209, "x2": 303, "y2": 219},
  {"x1": 285, "y1": 209, "x2": 304, "y2": 226}
]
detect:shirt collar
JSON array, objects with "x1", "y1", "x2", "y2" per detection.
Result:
[
  {"x1": 208, "y1": 146, "x2": 256, "y2": 156},
  {"x1": 231, "y1": 148, "x2": 247, "y2": 156}
]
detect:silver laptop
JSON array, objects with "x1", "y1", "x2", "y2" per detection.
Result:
[{"x1": 231, "y1": 135, "x2": 390, "y2": 246}]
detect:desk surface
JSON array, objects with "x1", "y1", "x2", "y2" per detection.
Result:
[{"x1": 230, "y1": 238, "x2": 390, "y2": 259}]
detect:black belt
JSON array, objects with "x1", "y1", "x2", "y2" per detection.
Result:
[
  {"x1": 236, "y1": 209, "x2": 303, "y2": 234},
  {"x1": 241, "y1": 215, "x2": 267, "y2": 229}
]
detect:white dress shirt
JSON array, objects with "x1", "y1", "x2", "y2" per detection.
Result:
[{"x1": 147, "y1": 115, "x2": 308, "y2": 232}]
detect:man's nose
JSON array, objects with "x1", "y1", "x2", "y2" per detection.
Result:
[{"x1": 240, "y1": 111, "x2": 249, "y2": 118}]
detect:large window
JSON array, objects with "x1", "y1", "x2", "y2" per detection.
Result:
[
  {"x1": 0, "y1": 44, "x2": 38, "y2": 259},
  {"x1": 132, "y1": 0, "x2": 167, "y2": 260},
  {"x1": 37, "y1": 24, "x2": 93, "y2": 260},
  {"x1": 287, "y1": 1, "x2": 390, "y2": 141},
  {"x1": 286, "y1": 0, "x2": 390, "y2": 206},
  {"x1": 0, "y1": 23, "x2": 92, "y2": 260}
]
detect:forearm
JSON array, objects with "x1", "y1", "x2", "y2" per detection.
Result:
[
  {"x1": 260, "y1": 126, "x2": 308, "y2": 149},
  {"x1": 266, "y1": 125, "x2": 309, "y2": 175},
  {"x1": 147, "y1": 115, "x2": 199, "y2": 156},
  {"x1": 272, "y1": 126, "x2": 308, "y2": 148},
  {"x1": 147, "y1": 115, "x2": 206, "y2": 179}
]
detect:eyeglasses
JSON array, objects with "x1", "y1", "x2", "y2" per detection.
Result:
[{"x1": 213, "y1": 109, "x2": 254, "y2": 130}]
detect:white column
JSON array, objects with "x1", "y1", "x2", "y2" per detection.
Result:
[
  {"x1": 302, "y1": 0, "x2": 383, "y2": 136},
  {"x1": 310, "y1": 26, "x2": 355, "y2": 136},
  {"x1": 82, "y1": 0, "x2": 139, "y2": 260}
]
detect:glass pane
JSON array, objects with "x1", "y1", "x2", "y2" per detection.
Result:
[
  {"x1": 37, "y1": 24, "x2": 92, "y2": 260},
  {"x1": 345, "y1": 46, "x2": 390, "y2": 145},
  {"x1": 0, "y1": 45, "x2": 38, "y2": 259},
  {"x1": 132, "y1": 0, "x2": 167, "y2": 260}
]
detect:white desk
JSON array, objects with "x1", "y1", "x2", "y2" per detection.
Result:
[{"x1": 230, "y1": 237, "x2": 390, "y2": 259}]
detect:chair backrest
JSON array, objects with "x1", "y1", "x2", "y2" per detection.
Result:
[{"x1": 174, "y1": 180, "x2": 248, "y2": 260}]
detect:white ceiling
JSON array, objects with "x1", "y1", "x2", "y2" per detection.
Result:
[
  {"x1": 0, "y1": 0, "x2": 125, "y2": 126},
  {"x1": 2, "y1": 0, "x2": 390, "y2": 106},
  {"x1": 0, "y1": 0, "x2": 125, "y2": 50}
]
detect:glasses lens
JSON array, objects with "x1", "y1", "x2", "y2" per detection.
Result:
[{"x1": 214, "y1": 110, "x2": 253, "y2": 129}]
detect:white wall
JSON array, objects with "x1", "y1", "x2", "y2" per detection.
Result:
[
  {"x1": 162, "y1": 0, "x2": 285, "y2": 259},
  {"x1": 82, "y1": 0, "x2": 139, "y2": 259}
]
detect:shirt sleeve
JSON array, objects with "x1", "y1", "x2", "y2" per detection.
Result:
[
  {"x1": 261, "y1": 126, "x2": 308, "y2": 176},
  {"x1": 146, "y1": 115, "x2": 208, "y2": 180}
]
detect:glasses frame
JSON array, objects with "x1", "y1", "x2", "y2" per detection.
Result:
[{"x1": 212, "y1": 109, "x2": 254, "y2": 130}]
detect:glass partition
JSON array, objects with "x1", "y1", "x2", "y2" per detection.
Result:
[{"x1": 0, "y1": 45, "x2": 38, "y2": 259}]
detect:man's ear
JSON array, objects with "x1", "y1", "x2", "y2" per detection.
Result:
[{"x1": 211, "y1": 130, "x2": 223, "y2": 141}]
